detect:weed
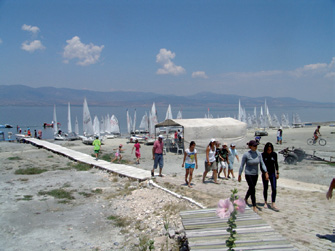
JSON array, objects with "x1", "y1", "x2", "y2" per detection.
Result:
[
  {"x1": 15, "y1": 167, "x2": 48, "y2": 175},
  {"x1": 8, "y1": 156, "x2": 22, "y2": 160},
  {"x1": 70, "y1": 162, "x2": 91, "y2": 171},
  {"x1": 62, "y1": 182, "x2": 71, "y2": 188},
  {"x1": 112, "y1": 177, "x2": 118, "y2": 182},
  {"x1": 47, "y1": 155, "x2": 53, "y2": 158},
  {"x1": 138, "y1": 235, "x2": 155, "y2": 251},
  {"x1": 92, "y1": 188, "x2": 103, "y2": 194},
  {"x1": 18, "y1": 178, "x2": 29, "y2": 182},
  {"x1": 101, "y1": 153, "x2": 113, "y2": 162},
  {"x1": 78, "y1": 192, "x2": 93, "y2": 197},
  {"x1": 38, "y1": 189, "x2": 75, "y2": 200},
  {"x1": 17, "y1": 195, "x2": 33, "y2": 201},
  {"x1": 107, "y1": 214, "x2": 132, "y2": 228}
]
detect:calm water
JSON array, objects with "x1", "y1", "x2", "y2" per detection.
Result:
[{"x1": 0, "y1": 105, "x2": 334, "y2": 139}]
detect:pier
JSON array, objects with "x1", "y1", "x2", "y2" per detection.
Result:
[{"x1": 20, "y1": 137, "x2": 151, "y2": 181}]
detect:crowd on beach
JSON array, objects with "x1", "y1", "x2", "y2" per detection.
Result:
[{"x1": 91, "y1": 125, "x2": 334, "y2": 214}]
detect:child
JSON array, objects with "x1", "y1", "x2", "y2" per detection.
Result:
[
  {"x1": 182, "y1": 141, "x2": 198, "y2": 188},
  {"x1": 218, "y1": 143, "x2": 230, "y2": 179},
  {"x1": 131, "y1": 139, "x2": 141, "y2": 164},
  {"x1": 111, "y1": 144, "x2": 125, "y2": 163},
  {"x1": 92, "y1": 136, "x2": 101, "y2": 160}
]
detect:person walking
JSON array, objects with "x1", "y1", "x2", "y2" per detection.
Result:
[
  {"x1": 131, "y1": 139, "x2": 141, "y2": 164},
  {"x1": 326, "y1": 178, "x2": 335, "y2": 200},
  {"x1": 92, "y1": 136, "x2": 101, "y2": 160},
  {"x1": 111, "y1": 144, "x2": 125, "y2": 163},
  {"x1": 238, "y1": 140, "x2": 269, "y2": 213},
  {"x1": 182, "y1": 141, "x2": 198, "y2": 188},
  {"x1": 202, "y1": 139, "x2": 218, "y2": 184},
  {"x1": 228, "y1": 143, "x2": 239, "y2": 179},
  {"x1": 152, "y1": 135, "x2": 164, "y2": 177},
  {"x1": 261, "y1": 142, "x2": 279, "y2": 211},
  {"x1": 276, "y1": 127, "x2": 283, "y2": 144},
  {"x1": 218, "y1": 143, "x2": 229, "y2": 179}
]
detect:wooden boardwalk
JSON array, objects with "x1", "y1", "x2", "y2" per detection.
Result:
[
  {"x1": 180, "y1": 207, "x2": 297, "y2": 251},
  {"x1": 21, "y1": 137, "x2": 151, "y2": 181}
]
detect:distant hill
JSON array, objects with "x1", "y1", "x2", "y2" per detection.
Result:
[{"x1": 0, "y1": 85, "x2": 333, "y2": 108}]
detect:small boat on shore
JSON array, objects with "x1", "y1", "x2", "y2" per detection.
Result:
[{"x1": 0, "y1": 124, "x2": 13, "y2": 128}]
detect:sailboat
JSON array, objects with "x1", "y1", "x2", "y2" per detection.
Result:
[
  {"x1": 75, "y1": 117, "x2": 79, "y2": 135},
  {"x1": 176, "y1": 109, "x2": 182, "y2": 119},
  {"x1": 165, "y1": 104, "x2": 173, "y2": 120},
  {"x1": 54, "y1": 102, "x2": 80, "y2": 140},
  {"x1": 110, "y1": 115, "x2": 120, "y2": 135},
  {"x1": 81, "y1": 98, "x2": 96, "y2": 144},
  {"x1": 139, "y1": 112, "x2": 149, "y2": 133}
]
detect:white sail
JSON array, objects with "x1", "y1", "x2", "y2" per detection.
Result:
[
  {"x1": 149, "y1": 103, "x2": 158, "y2": 136},
  {"x1": 67, "y1": 102, "x2": 72, "y2": 134},
  {"x1": 53, "y1": 105, "x2": 58, "y2": 135},
  {"x1": 93, "y1": 115, "x2": 100, "y2": 137},
  {"x1": 176, "y1": 110, "x2": 182, "y2": 119},
  {"x1": 133, "y1": 109, "x2": 137, "y2": 133},
  {"x1": 126, "y1": 109, "x2": 132, "y2": 134},
  {"x1": 139, "y1": 112, "x2": 149, "y2": 131},
  {"x1": 83, "y1": 98, "x2": 94, "y2": 136},
  {"x1": 105, "y1": 114, "x2": 111, "y2": 133},
  {"x1": 272, "y1": 114, "x2": 280, "y2": 128},
  {"x1": 165, "y1": 104, "x2": 173, "y2": 120},
  {"x1": 110, "y1": 115, "x2": 120, "y2": 134},
  {"x1": 100, "y1": 116, "x2": 105, "y2": 134},
  {"x1": 75, "y1": 116, "x2": 79, "y2": 135}
]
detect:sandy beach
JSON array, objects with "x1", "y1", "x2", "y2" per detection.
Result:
[{"x1": 1, "y1": 123, "x2": 335, "y2": 250}]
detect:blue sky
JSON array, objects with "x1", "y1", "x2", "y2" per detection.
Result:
[{"x1": 0, "y1": 0, "x2": 334, "y2": 102}]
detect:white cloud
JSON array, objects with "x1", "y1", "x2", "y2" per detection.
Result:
[
  {"x1": 63, "y1": 36, "x2": 104, "y2": 66},
  {"x1": 21, "y1": 40, "x2": 45, "y2": 52},
  {"x1": 156, "y1": 48, "x2": 186, "y2": 75},
  {"x1": 192, "y1": 71, "x2": 208, "y2": 79},
  {"x1": 21, "y1": 24, "x2": 40, "y2": 34}
]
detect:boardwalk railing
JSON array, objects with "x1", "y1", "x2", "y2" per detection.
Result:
[
  {"x1": 180, "y1": 207, "x2": 297, "y2": 251},
  {"x1": 21, "y1": 137, "x2": 151, "y2": 181}
]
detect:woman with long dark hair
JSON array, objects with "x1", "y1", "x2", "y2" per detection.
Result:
[
  {"x1": 261, "y1": 142, "x2": 279, "y2": 211},
  {"x1": 238, "y1": 140, "x2": 268, "y2": 213}
]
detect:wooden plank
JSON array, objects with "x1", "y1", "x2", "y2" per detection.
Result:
[
  {"x1": 22, "y1": 138, "x2": 152, "y2": 181},
  {"x1": 180, "y1": 207, "x2": 297, "y2": 251}
]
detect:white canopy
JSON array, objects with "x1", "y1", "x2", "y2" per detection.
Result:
[{"x1": 155, "y1": 118, "x2": 248, "y2": 151}]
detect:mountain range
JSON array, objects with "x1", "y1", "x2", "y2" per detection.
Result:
[{"x1": 0, "y1": 85, "x2": 333, "y2": 108}]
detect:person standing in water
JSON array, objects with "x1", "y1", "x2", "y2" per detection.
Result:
[{"x1": 182, "y1": 141, "x2": 198, "y2": 188}]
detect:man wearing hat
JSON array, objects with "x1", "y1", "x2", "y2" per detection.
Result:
[{"x1": 152, "y1": 135, "x2": 164, "y2": 177}]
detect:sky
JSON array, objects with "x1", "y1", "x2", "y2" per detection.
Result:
[{"x1": 0, "y1": 0, "x2": 334, "y2": 102}]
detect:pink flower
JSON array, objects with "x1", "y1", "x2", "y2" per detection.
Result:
[
  {"x1": 216, "y1": 199, "x2": 234, "y2": 219},
  {"x1": 234, "y1": 198, "x2": 246, "y2": 213}
]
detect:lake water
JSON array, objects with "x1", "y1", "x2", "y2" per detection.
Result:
[{"x1": 0, "y1": 105, "x2": 334, "y2": 139}]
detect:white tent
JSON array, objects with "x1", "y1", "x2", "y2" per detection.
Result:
[{"x1": 155, "y1": 118, "x2": 248, "y2": 151}]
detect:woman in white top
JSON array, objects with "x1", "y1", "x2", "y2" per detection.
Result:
[
  {"x1": 202, "y1": 139, "x2": 219, "y2": 184},
  {"x1": 182, "y1": 141, "x2": 198, "y2": 188}
]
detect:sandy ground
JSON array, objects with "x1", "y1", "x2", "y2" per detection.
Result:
[{"x1": 1, "y1": 123, "x2": 335, "y2": 250}]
